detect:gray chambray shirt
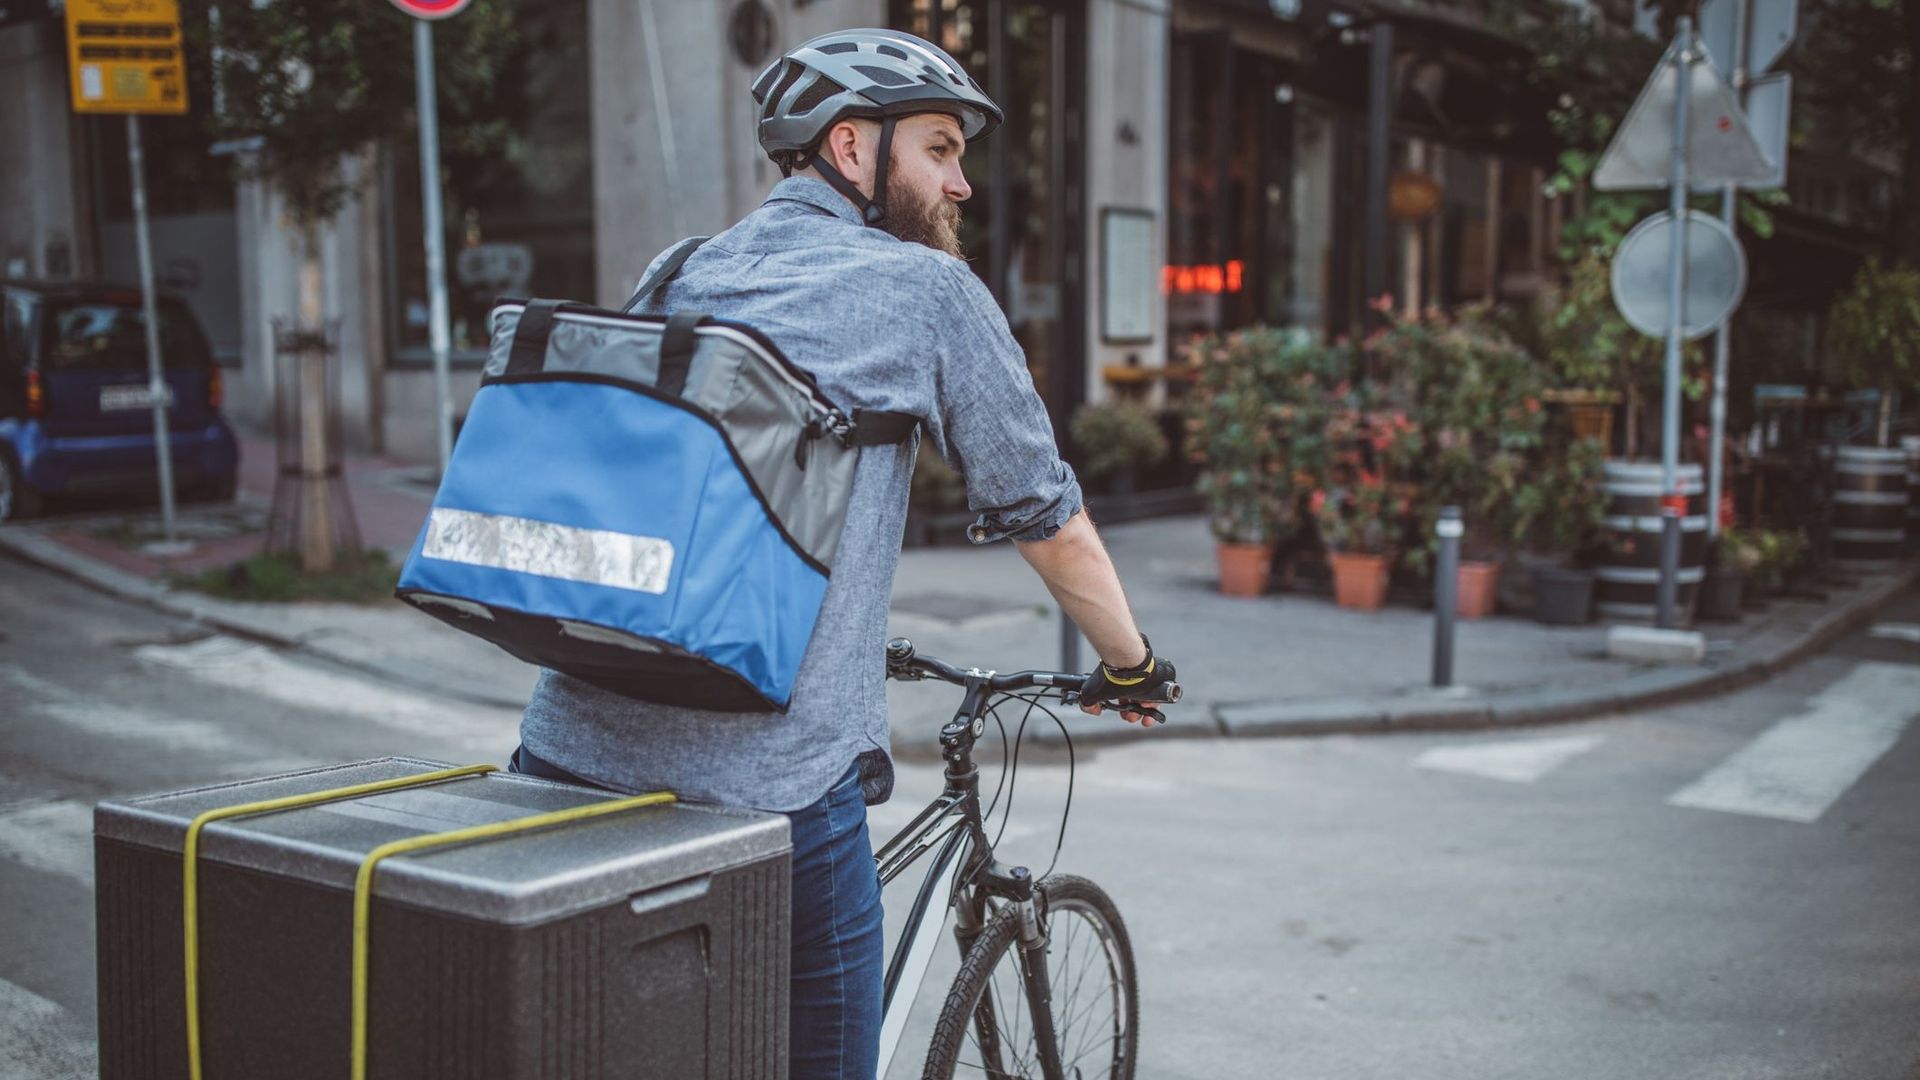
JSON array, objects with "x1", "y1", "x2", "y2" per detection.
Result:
[{"x1": 519, "y1": 177, "x2": 1083, "y2": 813}]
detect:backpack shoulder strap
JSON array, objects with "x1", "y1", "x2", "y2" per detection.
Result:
[
  {"x1": 850, "y1": 409, "x2": 920, "y2": 446},
  {"x1": 620, "y1": 236, "x2": 710, "y2": 313}
]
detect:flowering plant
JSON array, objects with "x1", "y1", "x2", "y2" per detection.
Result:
[{"x1": 1311, "y1": 475, "x2": 1404, "y2": 556}]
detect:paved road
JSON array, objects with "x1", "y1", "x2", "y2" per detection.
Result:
[{"x1": 3, "y1": 556, "x2": 1918, "y2": 1079}]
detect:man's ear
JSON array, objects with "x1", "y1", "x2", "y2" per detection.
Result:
[{"x1": 822, "y1": 120, "x2": 869, "y2": 180}]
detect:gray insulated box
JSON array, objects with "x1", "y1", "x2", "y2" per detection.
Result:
[{"x1": 93, "y1": 757, "x2": 791, "y2": 1080}]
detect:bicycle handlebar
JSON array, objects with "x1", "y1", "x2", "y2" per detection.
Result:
[{"x1": 883, "y1": 638, "x2": 1183, "y2": 708}]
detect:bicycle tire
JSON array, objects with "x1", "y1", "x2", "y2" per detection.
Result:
[{"x1": 921, "y1": 874, "x2": 1139, "y2": 1080}]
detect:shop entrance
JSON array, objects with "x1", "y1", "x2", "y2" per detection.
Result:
[{"x1": 891, "y1": 0, "x2": 1087, "y2": 431}]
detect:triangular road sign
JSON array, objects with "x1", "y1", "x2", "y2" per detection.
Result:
[{"x1": 1593, "y1": 36, "x2": 1775, "y2": 191}]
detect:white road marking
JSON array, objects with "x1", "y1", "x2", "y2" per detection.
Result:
[
  {"x1": 132, "y1": 636, "x2": 518, "y2": 750},
  {"x1": 1867, "y1": 622, "x2": 1920, "y2": 645},
  {"x1": 1414, "y1": 733, "x2": 1607, "y2": 784},
  {"x1": 0, "y1": 800, "x2": 95, "y2": 887},
  {"x1": 1669, "y1": 662, "x2": 1920, "y2": 823},
  {"x1": 0, "y1": 665, "x2": 238, "y2": 754},
  {"x1": 0, "y1": 978, "x2": 98, "y2": 1080}
]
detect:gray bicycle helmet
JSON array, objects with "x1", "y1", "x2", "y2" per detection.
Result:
[{"x1": 752, "y1": 28, "x2": 1002, "y2": 227}]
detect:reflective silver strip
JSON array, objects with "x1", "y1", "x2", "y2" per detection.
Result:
[
  {"x1": 423, "y1": 508, "x2": 675, "y2": 594},
  {"x1": 1595, "y1": 566, "x2": 1706, "y2": 585},
  {"x1": 1832, "y1": 528, "x2": 1905, "y2": 543},
  {"x1": 1834, "y1": 491, "x2": 1909, "y2": 506},
  {"x1": 1604, "y1": 515, "x2": 1710, "y2": 532}
]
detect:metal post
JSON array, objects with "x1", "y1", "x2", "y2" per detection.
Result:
[
  {"x1": 1709, "y1": 0, "x2": 1753, "y2": 540},
  {"x1": 1657, "y1": 20, "x2": 1694, "y2": 630},
  {"x1": 1059, "y1": 605, "x2": 1082, "y2": 675},
  {"x1": 127, "y1": 114, "x2": 182, "y2": 550},
  {"x1": 415, "y1": 19, "x2": 455, "y2": 477},
  {"x1": 1433, "y1": 506, "x2": 1461, "y2": 687}
]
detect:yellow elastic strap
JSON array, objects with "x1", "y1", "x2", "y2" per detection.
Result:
[
  {"x1": 347, "y1": 790, "x2": 677, "y2": 1080},
  {"x1": 183, "y1": 764, "x2": 498, "y2": 1080},
  {"x1": 1103, "y1": 656, "x2": 1155, "y2": 687}
]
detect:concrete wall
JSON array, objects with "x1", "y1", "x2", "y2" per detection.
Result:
[
  {"x1": 589, "y1": 0, "x2": 881, "y2": 306},
  {"x1": 1085, "y1": 0, "x2": 1172, "y2": 405},
  {"x1": 0, "y1": 18, "x2": 92, "y2": 282}
]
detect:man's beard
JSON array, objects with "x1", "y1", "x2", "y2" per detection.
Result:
[{"x1": 881, "y1": 167, "x2": 964, "y2": 259}]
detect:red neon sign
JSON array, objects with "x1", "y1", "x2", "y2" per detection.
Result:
[{"x1": 1161, "y1": 260, "x2": 1244, "y2": 295}]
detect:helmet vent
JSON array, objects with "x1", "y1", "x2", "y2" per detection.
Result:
[
  {"x1": 791, "y1": 76, "x2": 845, "y2": 116},
  {"x1": 875, "y1": 44, "x2": 910, "y2": 60},
  {"x1": 853, "y1": 64, "x2": 915, "y2": 88},
  {"x1": 816, "y1": 41, "x2": 860, "y2": 54},
  {"x1": 761, "y1": 64, "x2": 803, "y2": 118}
]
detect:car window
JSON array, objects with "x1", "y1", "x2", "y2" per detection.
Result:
[{"x1": 41, "y1": 298, "x2": 212, "y2": 373}]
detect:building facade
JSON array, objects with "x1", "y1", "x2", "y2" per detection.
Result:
[{"x1": 0, "y1": 0, "x2": 1894, "y2": 467}]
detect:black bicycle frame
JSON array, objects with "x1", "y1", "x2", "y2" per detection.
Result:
[{"x1": 871, "y1": 670, "x2": 1067, "y2": 1079}]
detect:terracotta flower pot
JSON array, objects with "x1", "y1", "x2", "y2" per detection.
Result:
[
  {"x1": 1216, "y1": 543, "x2": 1274, "y2": 598},
  {"x1": 1328, "y1": 551, "x2": 1390, "y2": 611},
  {"x1": 1456, "y1": 560, "x2": 1502, "y2": 619}
]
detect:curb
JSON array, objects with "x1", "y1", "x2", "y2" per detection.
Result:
[
  {"x1": 0, "y1": 526, "x2": 530, "y2": 711},
  {"x1": 1213, "y1": 563, "x2": 1919, "y2": 738},
  {"x1": 8, "y1": 521, "x2": 1914, "y2": 739}
]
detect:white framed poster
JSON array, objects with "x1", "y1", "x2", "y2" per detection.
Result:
[{"x1": 1100, "y1": 207, "x2": 1156, "y2": 344}]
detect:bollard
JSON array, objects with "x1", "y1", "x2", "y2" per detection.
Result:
[
  {"x1": 1656, "y1": 498, "x2": 1683, "y2": 629},
  {"x1": 1433, "y1": 506, "x2": 1461, "y2": 687},
  {"x1": 1060, "y1": 604, "x2": 1082, "y2": 674}
]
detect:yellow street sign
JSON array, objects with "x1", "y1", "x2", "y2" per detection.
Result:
[{"x1": 64, "y1": 0, "x2": 188, "y2": 115}]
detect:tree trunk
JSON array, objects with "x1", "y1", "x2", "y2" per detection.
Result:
[
  {"x1": 1897, "y1": 0, "x2": 1920, "y2": 264},
  {"x1": 298, "y1": 226, "x2": 335, "y2": 574}
]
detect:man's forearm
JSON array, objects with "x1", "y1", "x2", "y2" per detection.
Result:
[{"x1": 1013, "y1": 510, "x2": 1148, "y2": 669}]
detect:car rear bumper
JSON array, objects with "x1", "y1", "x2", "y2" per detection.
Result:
[{"x1": 10, "y1": 419, "x2": 240, "y2": 496}]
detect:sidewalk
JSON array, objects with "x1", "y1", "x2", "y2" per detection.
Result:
[{"x1": 3, "y1": 431, "x2": 1914, "y2": 749}]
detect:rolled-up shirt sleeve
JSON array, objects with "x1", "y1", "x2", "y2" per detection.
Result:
[{"x1": 924, "y1": 263, "x2": 1084, "y2": 544}]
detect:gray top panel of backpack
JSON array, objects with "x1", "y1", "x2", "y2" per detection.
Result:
[{"x1": 486, "y1": 305, "x2": 859, "y2": 567}]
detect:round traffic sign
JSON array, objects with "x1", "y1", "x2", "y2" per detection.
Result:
[
  {"x1": 388, "y1": 0, "x2": 472, "y2": 20},
  {"x1": 1609, "y1": 209, "x2": 1748, "y2": 341}
]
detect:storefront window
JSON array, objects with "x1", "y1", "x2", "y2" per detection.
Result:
[
  {"x1": 1167, "y1": 35, "x2": 1334, "y2": 341},
  {"x1": 386, "y1": 0, "x2": 594, "y2": 360}
]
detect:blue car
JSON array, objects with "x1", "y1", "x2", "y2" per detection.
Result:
[{"x1": 0, "y1": 280, "x2": 239, "y2": 521}]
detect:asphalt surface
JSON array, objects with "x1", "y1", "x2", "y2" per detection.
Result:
[{"x1": 3, "y1": 555, "x2": 1917, "y2": 1079}]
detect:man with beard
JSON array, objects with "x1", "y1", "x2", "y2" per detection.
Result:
[{"x1": 508, "y1": 28, "x2": 1178, "y2": 1079}]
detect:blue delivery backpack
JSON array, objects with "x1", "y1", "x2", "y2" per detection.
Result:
[{"x1": 395, "y1": 239, "x2": 919, "y2": 712}]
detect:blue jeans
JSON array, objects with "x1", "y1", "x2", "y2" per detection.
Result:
[{"x1": 508, "y1": 746, "x2": 886, "y2": 1079}]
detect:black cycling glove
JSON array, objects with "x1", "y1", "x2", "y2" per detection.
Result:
[{"x1": 1080, "y1": 635, "x2": 1177, "y2": 718}]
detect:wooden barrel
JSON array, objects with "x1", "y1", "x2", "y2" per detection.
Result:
[
  {"x1": 1905, "y1": 435, "x2": 1920, "y2": 551},
  {"x1": 1595, "y1": 461, "x2": 1708, "y2": 622},
  {"x1": 1832, "y1": 446, "x2": 1908, "y2": 570}
]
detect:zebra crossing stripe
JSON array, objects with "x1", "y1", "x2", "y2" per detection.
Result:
[
  {"x1": 1414, "y1": 733, "x2": 1608, "y2": 784},
  {"x1": 0, "y1": 800, "x2": 95, "y2": 888},
  {"x1": 1669, "y1": 662, "x2": 1920, "y2": 823},
  {"x1": 1868, "y1": 623, "x2": 1920, "y2": 645},
  {"x1": 0, "y1": 978, "x2": 97, "y2": 1080}
]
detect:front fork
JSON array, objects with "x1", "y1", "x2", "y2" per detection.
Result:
[{"x1": 960, "y1": 861, "x2": 1065, "y2": 1079}]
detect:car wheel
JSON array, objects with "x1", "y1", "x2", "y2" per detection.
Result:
[{"x1": 0, "y1": 450, "x2": 44, "y2": 522}]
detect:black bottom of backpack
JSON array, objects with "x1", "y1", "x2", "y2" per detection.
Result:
[{"x1": 397, "y1": 589, "x2": 788, "y2": 714}]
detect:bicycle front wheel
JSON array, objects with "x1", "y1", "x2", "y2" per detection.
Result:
[{"x1": 922, "y1": 874, "x2": 1139, "y2": 1080}]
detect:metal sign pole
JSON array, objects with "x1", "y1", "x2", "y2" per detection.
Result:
[
  {"x1": 127, "y1": 113, "x2": 182, "y2": 549},
  {"x1": 1708, "y1": 0, "x2": 1752, "y2": 541},
  {"x1": 415, "y1": 18, "x2": 454, "y2": 477},
  {"x1": 1657, "y1": 20, "x2": 1695, "y2": 630}
]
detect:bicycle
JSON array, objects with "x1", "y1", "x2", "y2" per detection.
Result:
[{"x1": 873, "y1": 636, "x2": 1182, "y2": 1080}]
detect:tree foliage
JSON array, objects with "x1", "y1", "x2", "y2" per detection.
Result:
[{"x1": 185, "y1": 0, "x2": 526, "y2": 232}]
